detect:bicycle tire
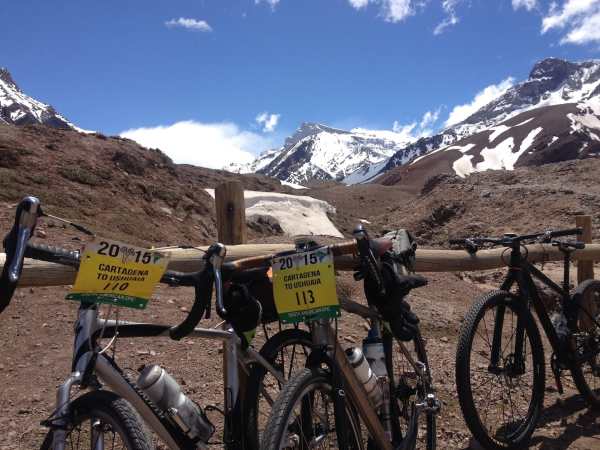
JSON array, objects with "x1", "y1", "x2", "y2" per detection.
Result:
[
  {"x1": 455, "y1": 290, "x2": 545, "y2": 450},
  {"x1": 386, "y1": 332, "x2": 436, "y2": 450},
  {"x1": 244, "y1": 327, "x2": 312, "y2": 449},
  {"x1": 260, "y1": 367, "x2": 364, "y2": 450},
  {"x1": 40, "y1": 390, "x2": 152, "y2": 450},
  {"x1": 570, "y1": 279, "x2": 600, "y2": 408}
]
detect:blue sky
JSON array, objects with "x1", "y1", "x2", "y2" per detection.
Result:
[{"x1": 2, "y1": 0, "x2": 600, "y2": 168}]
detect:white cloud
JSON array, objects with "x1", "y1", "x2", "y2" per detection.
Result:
[
  {"x1": 383, "y1": 0, "x2": 415, "y2": 22},
  {"x1": 512, "y1": 0, "x2": 538, "y2": 11},
  {"x1": 392, "y1": 107, "x2": 442, "y2": 140},
  {"x1": 392, "y1": 121, "x2": 418, "y2": 139},
  {"x1": 434, "y1": 0, "x2": 462, "y2": 35},
  {"x1": 120, "y1": 121, "x2": 273, "y2": 170},
  {"x1": 541, "y1": 0, "x2": 600, "y2": 45},
  {"x1": 348, "y1": 0, "x2": 370, "y2": 8},
  {"x1": 346, "y1": 0, "x2": 415, "y2": 23},
  {"x1": 165, "y1": 18, "x2": 212, "y2": 32},
  {"x1": 255, "y1": 0, "x2": 281, "y2": 9},
  {"x1": 418, "y1": 107, "x2": 442, "y2": 133},
  {"x1": 256, "y1": 112, "x2": 281, "y2": 133},
  {"x1": 444, "y1": 77, "x2": 515, "y2": 127}
]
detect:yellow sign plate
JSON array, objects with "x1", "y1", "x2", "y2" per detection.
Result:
[
  {"x1": 66, "y1": 238, "x2": 170, "y2": 309},
  {"x1": 272, "y1": 247, "x2": 340, "y2": 323}
]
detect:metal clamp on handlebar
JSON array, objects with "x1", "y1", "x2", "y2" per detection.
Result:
[{"x1": 0, "y1": 196, "x2": 41, "y2": 313}]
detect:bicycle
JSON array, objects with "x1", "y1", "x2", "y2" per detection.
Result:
[
  {"x1": 450, "y1": 229, "x2": 600, "y2": 449},
  {"x1": 259, "y1": 224, "x2": 440, "y2": 450},
  {"x1": 0, "y1": 196, "x2": 312, "y2": 450}
]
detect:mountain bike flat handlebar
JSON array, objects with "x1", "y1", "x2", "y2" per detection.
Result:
[{"x1": 449, "y1": 228, "x2": 583, "y2": 254}]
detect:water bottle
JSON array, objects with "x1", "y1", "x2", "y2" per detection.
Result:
[
  {"x1": 363, "y1": 336, "x2": 387, "y2": 377},
  {"x1": 551, "y1": 312, "x2": 569, "y2": 340},
  {"x1": 345, "y1": 347, "x2": 383, "y2": 408},
  {"x1": 137, "y1": 365, "x2": 214, "y2": 444},
  {"x1": 363, "y1": 336, "x2": 393, "y2": 440}
]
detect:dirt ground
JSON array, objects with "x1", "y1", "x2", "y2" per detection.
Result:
[{"x1": 1, "y1": 262, "x2": 599, "y2": 449}]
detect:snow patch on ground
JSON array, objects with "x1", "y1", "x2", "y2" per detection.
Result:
[
  {"x1": 280, "y1": 180, "x2": 308, "y2": 190},
  {"x1": 204, "y1": 189, "x2": 343, "y2": 237},
  {"x1": 452, "y1": 154, "x2": 475, "y2": 177}
]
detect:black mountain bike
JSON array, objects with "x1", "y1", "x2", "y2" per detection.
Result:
[
  {"x1": 0, "y1": 196, "x2": 311, "y2": 450},
  {"x1": 450, "y1": 229, "x2": 600, "y2": 449}
]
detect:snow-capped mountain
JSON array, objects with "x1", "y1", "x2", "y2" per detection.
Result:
[
  {"x1": 377, "y1": 92, "x2": 600, "y2": 191},
  {"x1": 239, "y1": 123, "x2": 416, "y2": 184},
  {"x1": 239, "y1": 58, "x2": 600, "y2": 186},
  {"x1": 0, "y1": 68, "x2": 75, "y2": 129},
  {"x1": 375, "y1": 57, "x2": 600, "y2": 182}
]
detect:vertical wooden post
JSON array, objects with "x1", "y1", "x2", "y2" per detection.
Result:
[
  {"x1": 215, "y1": 181, "x2": 247, "y2": 245},
  {"x1": 576, "y1": 215, "x2": 594, "y2": 283},
  {"x1": 215, "y1": 182, "x2": 247, "y2": 420}
]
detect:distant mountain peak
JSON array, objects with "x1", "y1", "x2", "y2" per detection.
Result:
[
  {"x1": 528, "y1": 57, "x2": 575, "y2": 80},
  {"x1": 0, "y1": 68, "x2": 17, "y2": 87},
  {"x1": 0, "y1": 67, "x2": 77, "y2": 129}
]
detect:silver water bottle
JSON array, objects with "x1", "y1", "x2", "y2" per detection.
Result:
[
  {"x1": 137, "y1": 365, "x2": 214, "y2": 445},
  {"x1": 346, "y1": 347, "x2": 383, "y2": 409}
]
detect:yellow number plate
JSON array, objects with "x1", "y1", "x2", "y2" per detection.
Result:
[
  {"x1": 66, "y1": 238, "x2": 170, "y2": 309},
  {"x1": 272, "y1": 247, "x2": 340, "y2": 323}
]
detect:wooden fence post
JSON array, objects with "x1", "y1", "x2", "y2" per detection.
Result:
[
  {"x1": 576, "y1": 215, "x2": 594, "y2": 283},
  {"x1": 215, "y1": 181, "x2": 247, "y2": 245}
]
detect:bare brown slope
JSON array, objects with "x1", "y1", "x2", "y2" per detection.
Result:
[
  {"x1": 373, "y1": 159, "x2": 600, "y2": 246},
  {"x1": 0, "y1": 124, "x2": 291, "y2": 246},
  {"x1": 376, "y1": 104, "x2": 600, "y2": 192}
]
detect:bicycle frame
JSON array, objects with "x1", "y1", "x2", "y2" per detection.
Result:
[
  {"x1": 490, "y1": 247, "x2": 572, "y2": 372},
  {"x1": 306, "y1": 317, "x2": 436, "y2": 450},
  {"x1": 49, "y1": 302, "x2": 285, "y2": 450}
]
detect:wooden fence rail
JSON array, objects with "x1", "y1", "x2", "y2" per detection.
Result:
[{"x1": 1, "y1": 242, "x2": 599, "y2": 288}]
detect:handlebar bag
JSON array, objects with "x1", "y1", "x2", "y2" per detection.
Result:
[
  {"x1": 363, "y1": 252, "x2": 426, "y2": 342},
  {"x1": 382, "y1": 229, "x2": 417, "y2": 272}
]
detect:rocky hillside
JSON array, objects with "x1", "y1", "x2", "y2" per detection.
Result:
[
  {"x1": 372, "y1": 158, "x2": 600, "y2": 246},
  {"x1": 0, "y1": 68, "x2": 76, "y2": 129},
  {"x1": 0, "y1": 123, "x2": 290, "y2": 246}
]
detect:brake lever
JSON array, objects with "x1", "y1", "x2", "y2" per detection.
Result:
[
  {"x1": 206, "y1": 243, "x2": 227, "y2": 318},
  {"x1": 5, "y1": 197, "x2": 41, "y2": 283}
]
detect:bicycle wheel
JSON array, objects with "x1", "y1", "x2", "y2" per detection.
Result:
[
  {"x1": 261, "y1": 367, "x2": 364, "y2": 450},
  {"x1": 387, "y1": 331, "x2": 436, "y2": 450},
  {"x1": 40, "y1": 390, "x2": 152, "y2": 450},
  {"x1": 455, "y1": 291, "x2": 545, "y2": 450},
  {"x1": 570, "y1": 279, "x2": 600, "y2": 408},
  {"x1": 244, "y1": 327, "x2": 312, "y2": 449}
]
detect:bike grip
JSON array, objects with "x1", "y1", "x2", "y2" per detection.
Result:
[
  {"x1": 226, "y1": 254, "x2": 271, "y2": 271},
  {"x1": 25, "y1": 243, "x2": 80, "y2": 267}
]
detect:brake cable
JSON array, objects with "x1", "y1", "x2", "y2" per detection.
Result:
[{"x1": 39, "y1": 209, "x2": 95, "y2": 236}]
